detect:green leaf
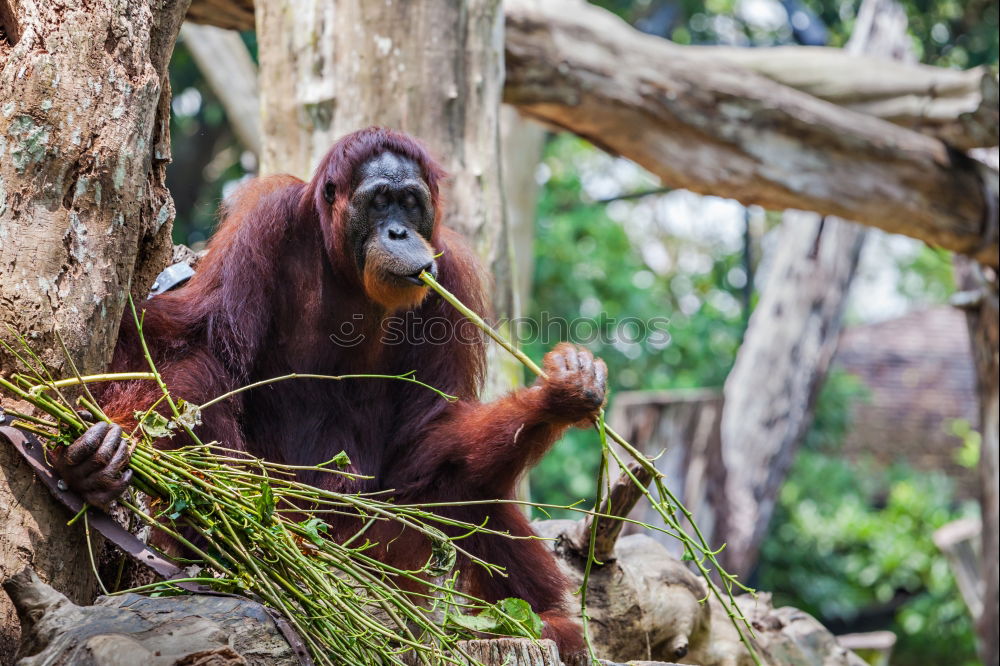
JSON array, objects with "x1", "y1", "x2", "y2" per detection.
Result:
[
  {"x1": 299, "y1": 517, "x2": 329, "y2": 546},
  {"x1": 255, "y1": 481, "x2": 275, "y2": 526},
  {"x1": 330, "y1": 451, "x2": 351, "y2": 469},
  {"x1": 482, "y1": 598, "x2": 543, "y2": 639},
  {"x1": 136, "y1": 410, "x2": 173, "y2": 439},
  {"x1": 448, "y1": 612, "x2": 500, "y2": 634},
  {"x1": 176, "y1": 400, "x2": 203, "y2": 431},
  {"x1": 495, "y1": 597, "x2": 544, "y2": 639},
  {"x1": 423, "y1": 527, "x2": 457, "y2": 577},
  {"x1": 445, "y1": 598, "x2": 543, "y2": 640},
  {"x1": 167, "y1": 495, "x2": 189, "y2": 520}
]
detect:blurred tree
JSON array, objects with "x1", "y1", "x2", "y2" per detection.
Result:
[
  {"x1": 166, "y1": 38, "x2": 253, "y2": 247},
  {"x1": 592, "y1": 0, "x2": 998, "y2": 63},
  {"x1": 522, "y1": 3, "x2": 995, "y2": 663},
  {"x1": 0, "y1": 0, "x2": 190, "y2": 653}
]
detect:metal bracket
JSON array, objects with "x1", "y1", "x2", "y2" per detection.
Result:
[
  {"x1": 0, "y1": 424, "x2": 184, "y2": 580},
  {"x1": 149, "y1": 262, "x2": 195, "y2": 297}
]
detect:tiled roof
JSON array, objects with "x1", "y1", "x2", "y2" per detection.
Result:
[{"x1": 834, "y1": 306, "x2": 978, "y2": 496}]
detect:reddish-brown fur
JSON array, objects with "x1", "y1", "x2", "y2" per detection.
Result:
[{"x1": 96, "y1": 127, "x2": 587, "y2": 654}]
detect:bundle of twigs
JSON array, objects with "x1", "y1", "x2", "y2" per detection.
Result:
[
  {"x1": 1, "y1": 274, "x2": 761, "y2": 665},
  {"x1": 0, "y1": 317, "x2": 542, "y2": 666}
]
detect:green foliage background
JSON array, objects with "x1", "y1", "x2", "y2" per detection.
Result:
[
  {"x1": 526, "y1": 130, "x2": 979, "y2": 664},
  {"x1": 526, "y1": 134, "x2": 746, "y2": 510}
]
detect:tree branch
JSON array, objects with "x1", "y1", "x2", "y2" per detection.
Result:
[
  {"x1": 690, "y1": 46, "x2": 998, "y2": 150},
  {"x1": 504, "y1": 0, "x2": 997, "y2": 267},
  {"x1": 186, "y1": 0, "x2": 253, "y2": 32},
  {"x1": 183, "y1": 0, "x2": 998, "y2": 150},
  {"x1": 182, "y1": 0, "x2": 1000, "y2": 266},
  {"x1": 566, "y1": 462, "x2": 655, "y2": 562}
]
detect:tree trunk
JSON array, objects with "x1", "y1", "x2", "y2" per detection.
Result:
[
  {"x1": 500, "y1": 107, "x2": 546, "y2": 322},
  {"x1": 0, "y1": 2, "x2": 185, "y2": 377},
  {"x1": 718, "y1": 213, "x2": 867, "y2": 573},
  {"x1": 503, "y1": 0, "x2": 998, "y2": 268},
  {"x1": 954, "y1": 255, "x2": 1000, "y2": 666},
  {"x1": 716, "y1": 0, "x2": 913, "y2": 576},
  {"x1": 0, "y1": 1, "x2": 187, "y2": 657},
  {"x1": 7, "y1": 566, "x2": 569, "y2": 666}
]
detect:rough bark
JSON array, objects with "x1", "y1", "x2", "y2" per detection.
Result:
[
  {"x1": 6, "y1": 537, "x2": 865, "y2": 666},
  {"x1": 533, "y1": 519, "x2": 866, "y2": 666},
  {"x1": 524, "y1": 465, "x2": 864, "y2": 665},
  {"x1": 0, "y1": 0, "x2": 187, "y2": 657},
  {"x1": 954, "y1": 256, "x2": 1000, "y2": 666},
  {"x1": 718, "y1": 213, "x2": 867, "y2": 574},
  {"x1": 452, "y1": 639, "x2": 563, "y2": 666},
  {"x1": 0, "y1": 1, "x2": 185, "y2": 377},
  {"x1": 499, "y1": 108, "x2": 547, "y2": 504},
  {"x1": 503, "y1": 0, "x2": 998, "y2": 268},
  {"x1": 556, "y1": 462, "x2": 655, "y2": 565},
  {"x1": 3, "y1": 568, "x2": 297, "y2": 665},
  {"x1": 4, "y1": 567, "x2": 576, "y2": 666}
]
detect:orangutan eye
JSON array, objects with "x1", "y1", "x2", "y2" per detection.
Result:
[
  {"x1": 372, "y1": 193, "x2": 389, "y2": 210},
  {"x1": 403, "y1": 193, "x2": 418, "y2": 210}
]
